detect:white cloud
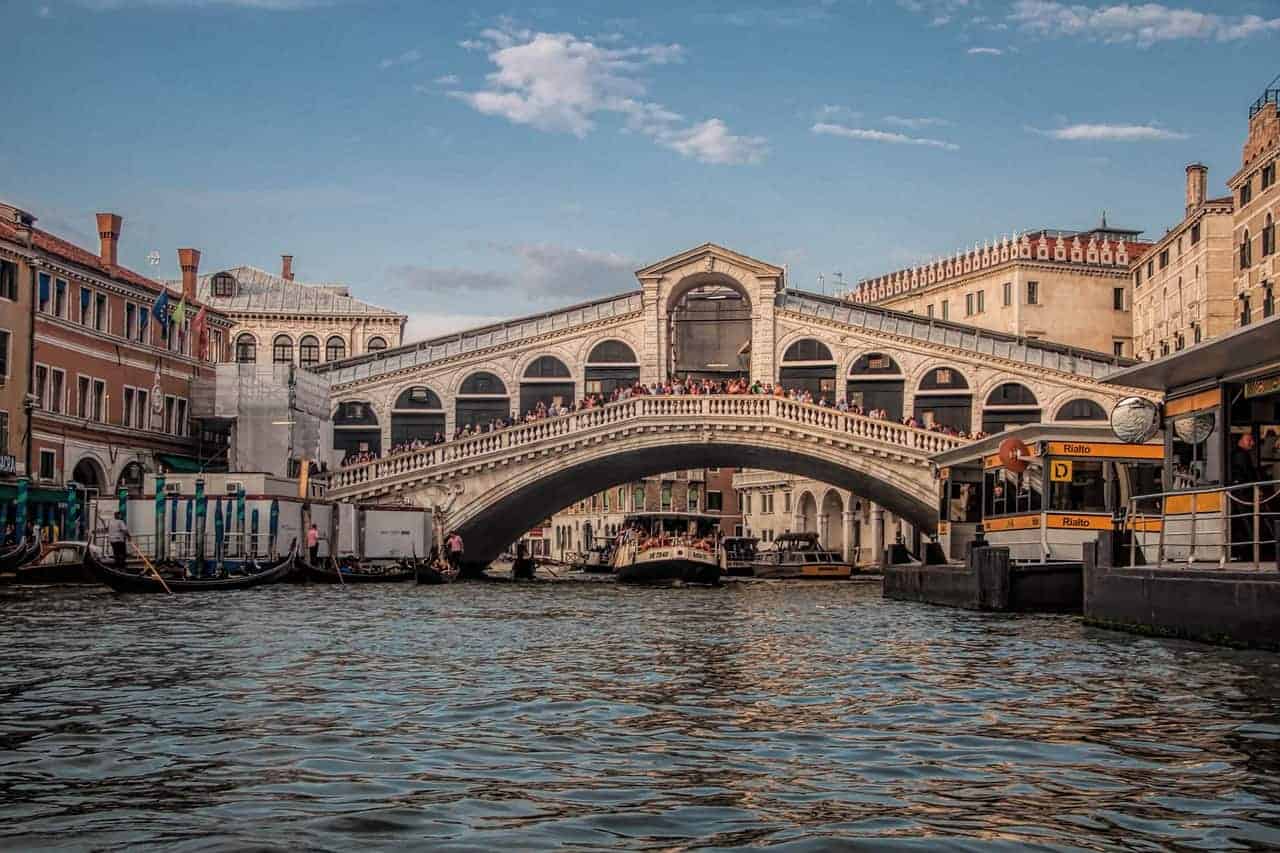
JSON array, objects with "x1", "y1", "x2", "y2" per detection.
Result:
[
  {"x1": 1010, "y1": 1, "x2": 1280, "y2": 46},
  {"x1": 451, "y1": 25, "x2": 766, "y2": 164},
  {"x1": 433, "y1": 73, "x2": 460, "y2": 85},
  {"x1": 1031, "y1": 122, "x2": 1188, "y2": 141},
  {"x1": 811, "y1": 122, "x2": 959, "y2": 151},
  {"x1": 379, "y1": 48, "x2": 421, "y2": 70},
  {"x1": 389, "y1": 242, "x2": 637, "y2": 305},
  {"x1": 883, "y1": 115, "x2": 950, "y2": 129},
  {"x1": 967, "y1": 46, "x2": 1004, "y2": 54}
]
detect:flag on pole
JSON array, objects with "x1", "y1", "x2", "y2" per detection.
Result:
[
  {"x1": 152, "y1": 289, "x2": 170, "y2": 333},
  {"x1": 172, "y1": 296, "x2": 187, "y2": 328},
  {"x1": 192, "y1": 307, "x2": 209, "y2": 360}
]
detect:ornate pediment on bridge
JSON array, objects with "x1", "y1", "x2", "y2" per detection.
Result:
[{"x1": 634, "y1": 243, "x2": 784, "y2": 286}]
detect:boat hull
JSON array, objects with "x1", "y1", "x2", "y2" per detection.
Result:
[
  {"x1": 616, "y1": 548, "x2": 720, "y2": 585},
  {"x1": 752, "y1": 562, "x2": 853, "y2": 580},
  {"x1": 86, "y1": 544, "x2": 297, "y2": 593},
  {"x1": 301, "y1": 559, "x2": 417, "y2": 584}
]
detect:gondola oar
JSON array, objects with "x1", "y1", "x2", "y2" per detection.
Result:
[
  {"x1": 130, "y1": 540, "x2": 173, "y2": 595},
  {"x1": 329, "y1": 553, "x2": 346, "y2": 587}
]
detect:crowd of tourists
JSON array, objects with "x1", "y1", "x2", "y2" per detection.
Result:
[{"x1": 339, "y1": 378, "x2": 983, "y2": 467}]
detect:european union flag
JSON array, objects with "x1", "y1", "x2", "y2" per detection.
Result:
[{"x1": 152, "y1": 290, "x2": 170, "y2": 331}]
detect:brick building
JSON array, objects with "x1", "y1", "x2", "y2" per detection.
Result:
[
  {"x1": 0, "y1": 203, "x2": 232, "y2": 532},
  {"x1": 1230, "y1": 85, "x2": 1280, "y2": 326}
]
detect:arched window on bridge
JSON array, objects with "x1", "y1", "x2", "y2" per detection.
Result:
[
  {"x1": 780, "y1": 338, "x2": 836, "y2": 404},
  {"x1": 326, "y1": 336, "x2": 347, "y2": 362},
  {"x1": 585, "y1": 340, "x2": 639, "y2": 397},
  {"x1": 914, "y1": 366, "x2": 971, "y2": 433},
  {"x1": 847, "y1": 352, "x2": 904, "y2": 419},
  {"x1": 367, "y1": 336, "x2": 388, "y2": 353},
  {"x1": 391, "y1": 386, "x2": 445, "y2": 446},
  {"x1": 333, "y1": 400, "x2": 380, "y2": 458},
  {"x1": 1055, "y1": 398, "x2": 1107, "y2": 422},
  {"x1": 456, "y1": 372, "x2": 510, "y2": 431},
  {"x1": 520, "y1": 355, "x2": 575, "y2": 415},
  {"x1": 669, "y1": 283, "x2": 751, "y2": 381},
  {"x1": 982, "y1": 383, "x2": 1041, "y2": 433}
]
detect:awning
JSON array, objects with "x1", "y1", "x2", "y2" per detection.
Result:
[
  {"x1": 1102, "y1": 314, "x2": 1280, "y2": 392},
  {"x1": 157, "y1": 454, "x2": 204, "y2": 473}
]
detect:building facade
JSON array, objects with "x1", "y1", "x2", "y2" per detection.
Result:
[
  {"x1": 732, "y1": 471, "x2": 914, "y2": 567},
  {"x1": 0, "y1": 203, "x2": 233, "y2": 531},
  {"x1": 1229, "y1": 87, "x2": 1280, "y2": 327},
  {"x1": 186, "y1": 258, "x2": 406, "y2": 372},
  {"x1": 1130, "y1": 165, "x2": 1235, "y2": 360},
  {"x1": 849, "y1": 224, "x2": 1152, "y2": 357},
  {"x1": 542, "y1": 468, "x2": 742, "y2": 561}
]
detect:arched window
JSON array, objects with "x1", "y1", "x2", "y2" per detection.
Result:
[
  {"x1": 460, "y1": 372, "x2": 507, "y2": 395},
  {"x1": 587, "y1": 340, "x2": 637, "y2": 363},
  {"x1": 210, "y1": 272, "x2": 236, "y2": 298},
  {"x1": 1264, "y1": 214, "x2": 1276, "y2": 257},
  {"x1": 1265, "y1": 283, "x2": 1275, "y2": 319},
  {"x1": 1241, "y1": 229, "x2": 1252, "y2": 269},
  {"x1": 234, "y1": 333, "x2": 257, "y2": 363},
  {"x1": 524, "y1": 355, "x2": 571, "y2": 378},
  {"x1": 1240, "y1": 293, "x2": 1252, "y2": 326},
  {"x1": 333, "y1": 400, "x2": 380, "y2": 457},
  {"x1": 299, "y1": 335, "x2": 320, "y2": 367},
  {"x1": 848, "y1": 353, "x2": 900, "y2": 375},
  {"x1": 782, "y1": 338, "x2": 834, "y2": 362},
  {"x1": 1056, "y1": 398, "x2": 1107, "y2": 421},
  {"x1": 913, "y1": 366, "x2": 972, "y2": 432},
  {"x1": 586, "y1": 340, "x2": 638, "y2": 396},
  {"x1": 391, "y1": 387, "x2": 445, "y2": 446},
  {"x1": 982, "y1": 382, "x2": 1040, "y2": 433},
  {"x1": 326, "y1": 336, "x2": 347, "y2": 361},
  {"x1": 521, "y1": 356, "x2": 574, "y2": 413},
  {"x1": 367, "y1": 336, "x2": 388, "y2": 352},
  {"x1": 272, "y1": 334, "x2": 293, "y2": 364},
  {"x1": 845, "y1": 352, "x2": 903, "y2": 417},
  {"x1": 395, "y1": 386, "x2": 443, "y2": 409}
]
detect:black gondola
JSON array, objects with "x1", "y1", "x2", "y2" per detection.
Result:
[
  {"x1": 0, "y1": 539, "x2": 41, "y2": 573},
  {"x1": 85, "y1": 542, "x2": 297, "y2": 594},
  {"x1": 300, "y1": 556, "x2": 417, "y2": 584}
]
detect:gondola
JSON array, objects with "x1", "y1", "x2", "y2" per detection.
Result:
[
  {"x1": 415, "y1": 561, "x2": 458, "y2": 585},
  {"x1": 0, "y1": 539, "x2": 41, "y2": 573},
  {"x1": 300, "y1": 555, "x2": 417, "y2": 584},
  {"x1": 14, "y1": 541, "x2": 114, "y2": 584},
  {"x1": 85, "y1": 542, "x2": 297, "y2": 593}
]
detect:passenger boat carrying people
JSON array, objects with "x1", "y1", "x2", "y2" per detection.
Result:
[
  {"x1": 611, "y1": 512, "x2": 721, "y2": 585},
  {"x1": 929, "y1": 424, "x2": 1164, "y2": 564},
  {"x1": 752, "y1": 532, "x2": 852, "y2": 579}
]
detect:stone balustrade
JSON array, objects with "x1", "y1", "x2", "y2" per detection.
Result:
[{"x1": 330, "y1": 395, "x2": 966, "y2": 496}]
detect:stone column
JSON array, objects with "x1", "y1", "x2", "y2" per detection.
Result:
[
  {"x1": 818, "y1": 512, "x2": 829, "y2": 547},
  {"x1": 842, "y1": 510, "x2": 857, "y2": 564},
  {"x1": 751, "y1": 274, "x2": 780, "y2": 383},
  {"x1": 640, "y1": 276, "x2": 663, "y2": 385},
  {"x1": 871, "y1": 503, "x2": 885, "y2": 569}
]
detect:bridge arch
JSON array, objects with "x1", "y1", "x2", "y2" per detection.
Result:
[
  {"x1": 912, "y1": 364, "x2": 973, "y2": 432},
  {"x1": 847, "y1": 351, "x2": 906, "y2": 419},
  {"x1": 429, "y1": 421, "x2": 943, "y2": 566},
  {"x1": 333, "y1": 399, "x2": 381, "y2": 457},
  {"x1": 582, "y1": 337, "x2": 641, "y2": 396},
  {"x1": 666, "y1": 273, "x2": 753, "y2": 381},
  {"x1": 518, "y1": 354, "x2": 575, "y2": 415},
  {"x1": 1051, "y1": 395, "x2": 1109, "y2": 422},
  {"x1": 454, "y1": 370, "x2": 511, "y2": 431},
  {"x1": 391, "y1": 385, "x2": 446, "y2": 446}
]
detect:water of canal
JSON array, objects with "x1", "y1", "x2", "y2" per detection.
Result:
[{"x1": 2, "y1": 580, "x2": 1279, "y2": 851}]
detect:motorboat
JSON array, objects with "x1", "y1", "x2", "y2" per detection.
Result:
[
  {"x1": 611, "y1": 512, "x2": 721, "y2": 585},
  {"x1": 719, "y1": 536, "x2": 759, "y2": 577},
  {"x1": 752, "y1": 532, "x2": 852, "y2": 579}
]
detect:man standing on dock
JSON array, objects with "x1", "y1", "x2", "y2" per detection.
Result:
[{"x1": 107, "y1": 513, "x2": 130, "y2": 570}]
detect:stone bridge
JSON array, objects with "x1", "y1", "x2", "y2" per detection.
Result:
[
  {"x1": 330, "y1": 395, "x2": 964, "y2": 565},
  {"x1": 317, "y1": 243, "x2": 1146, "y2": 559}
]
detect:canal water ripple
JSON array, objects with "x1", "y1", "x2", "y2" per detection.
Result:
[{"x1": 2, "y1": 581, "x2": 1279, "y2": 850}]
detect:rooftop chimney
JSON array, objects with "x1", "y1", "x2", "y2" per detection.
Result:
[
  {"x1": 281, "y1": 255, "x2": 294, "y2": 281},
  {"x1": 1185, "y1": 163, "x2": 1208, "y2": 214},
  {"x1": 178, "y1": 248, "x2": 201, "y2": 301},
  {"x1": 96, "y1": 212, "x2": 122, "y2": 267}
]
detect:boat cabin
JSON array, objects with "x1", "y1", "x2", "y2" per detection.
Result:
[
  {"x1": 720, "y1": 535, "x2": 759, "y2": 576},
  {"x1": 931, "y1": 424, "x2": 1163, "y2": 563},
  {"x1": 1102, "y1": 315, "x2": 1280, "y2": 566}
]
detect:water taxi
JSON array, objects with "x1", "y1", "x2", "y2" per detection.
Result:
[
  {"x1": 752, "y1": 532, "x2": 852, "y2": 579},
  {"x1": 930, "y1": 424, "x2": 1164, "y2": 564},
  {"x1": 719, "y1": 536, "x2": 759, "y2": 577},
  {"x1": 611, "y1": 512, "x2": 721, "y2": 585}
]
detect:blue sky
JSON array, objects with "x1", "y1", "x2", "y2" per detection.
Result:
[{"x1": 4, "y1": 0, "x2": 1278, "y2": 338}]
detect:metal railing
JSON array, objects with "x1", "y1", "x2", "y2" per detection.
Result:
[
  {"x1": 1127, "y1": 479, "x2": 1280, "y2": 569},
  {"x1": 331, "y1": 394, "x2": 968, "y2": 496}
]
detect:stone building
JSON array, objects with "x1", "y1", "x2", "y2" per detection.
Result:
[
  {"x1": 1229, "y1": 85, "x2": 1280, "y2": 327},
  {"x1": 542, "y1": 468, "x2": 742, "y2": 561},
  {"x1": 0, "y1": 203, "x2": 233, "y2": 527},
  {"x1": 848, "y1": 223, "x2": 1152, "y2": 358},
  {"x1": 1130, "y1": 165, "x2": 1235, "y2": 360},
  {"x1": 732, "y1": 471, "x2": 914, "y2": 567},
  {"x1": 182, "y1": 257, "x2": 406, "y2": 372}
]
